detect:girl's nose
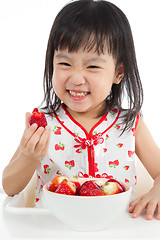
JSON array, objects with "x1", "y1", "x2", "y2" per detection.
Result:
[{"x1": 69, "y1": 71, "x2": 85, "y2": 86}]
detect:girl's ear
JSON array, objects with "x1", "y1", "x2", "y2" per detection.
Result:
[{"x1": 113, "y1": 63, "x2": 124, "y2": 84}]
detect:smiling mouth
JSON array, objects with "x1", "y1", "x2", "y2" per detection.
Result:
[{"x1": 68, "y1": 90, "x2": 89, "y2": 97}]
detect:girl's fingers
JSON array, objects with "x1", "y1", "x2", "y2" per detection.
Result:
[
  {"x1": 20, "y1": 111, "x2": 50, "y2": 159},
  {"x1": 146, "y1": 200, "x2": 157, "y2": 220},
  {"x1": 129, "y1": 195, "x2": 160, "y2": 220},
  {"x1": 129, "y1": 197, "x2": 141, "y2": 213},
  {"x1": 36, "y1": 126, "x2": 51, "y2": 151},
  {"x1": 25, "y1": 112, "x2": 32, "y2": 129},
  {"x1": 26, "y1": 127, "x2": 45, "y2": 152},
  {"x1": 131, "y1": 198, "x2": 148, "y2": 218},
  {"x1": 20, "y1": 123, "x2": 38, "y2": 149},
  {"x1": 156, "y1": 202, "x2": 160, "y2": 220}
]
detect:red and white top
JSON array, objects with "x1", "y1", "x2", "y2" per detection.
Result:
[{"x1": 35, "y1": 104, "x2": 139, "y2": 207}]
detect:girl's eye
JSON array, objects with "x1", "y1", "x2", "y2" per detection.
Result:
[
  {"x1": 87, "y1": 65, "x2": 100, "y2": 69},
  {"x1": 59, "y1": 62, "x2": 71, "y2": 67}
]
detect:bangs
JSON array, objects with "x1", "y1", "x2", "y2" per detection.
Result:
[{"x1": 54, "y1": 28, "x2": 109, "y2": 55}]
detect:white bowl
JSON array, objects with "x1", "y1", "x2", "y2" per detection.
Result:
[{"x1": 43, "y1": 178, "x2": 132, "y2": 232}]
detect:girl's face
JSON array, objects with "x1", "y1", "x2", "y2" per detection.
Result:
[{"x1": 53, "y1": 47, "x2": 122, "y2": 119}]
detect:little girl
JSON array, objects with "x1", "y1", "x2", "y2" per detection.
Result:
[{"x1": 2, "y1": 0, "x2": 160, "y2": 220}]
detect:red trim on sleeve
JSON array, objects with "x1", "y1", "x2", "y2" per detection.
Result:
[{"x1": 135, "y1": 113, "x2": 140, "y2": 130}]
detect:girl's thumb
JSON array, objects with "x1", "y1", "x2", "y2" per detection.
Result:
[{"x1": 25, "y1": 112, "x2": 32, "y2": 129}]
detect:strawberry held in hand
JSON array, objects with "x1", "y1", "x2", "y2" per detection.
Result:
[
  {"x1": 30, "y1": 108, "x2": 47, "y2": 128},
  {"x1": 103, "y1": 179, "x2": 125, "y2": 195}
]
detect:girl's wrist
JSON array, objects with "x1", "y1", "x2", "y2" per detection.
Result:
[
  {"x1": 152, "y1": 175, "x2": 160, "y2": 190},
  {"x1": 19, "y1": 150, "x2": 42, "y2": 164}
]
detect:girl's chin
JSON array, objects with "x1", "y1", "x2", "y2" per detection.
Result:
[
  {"x1": 66, "y1": 103, "x2": 99, "y2": 117},
  {"x1": 66, "y1": 103, "x2": 90, "y2": 114},
  {"x1": 67, "y1": 105, "x2": 88, "y2": 113},
  {"x1": 66, "y1": 100, "x2": 107, "y2": 118}
]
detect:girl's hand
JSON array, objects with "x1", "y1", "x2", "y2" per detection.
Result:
[
  {"x1": 19, "y1": 112, "x2": 51, "y2": 161},
  {"x1": 129, "y1": 187, "x2": 160, "y2": 220}
]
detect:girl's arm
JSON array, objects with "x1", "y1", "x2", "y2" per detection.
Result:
[
  {"x1": 129, "y1": 117, "x2": 160, "y2": 220},
  {"x1": 2, "y1": 112, "x2": 51, "y2": 196}
]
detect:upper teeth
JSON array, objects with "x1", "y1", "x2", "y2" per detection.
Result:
[{"x1": 69, "y1": 90, "x2": 88, "y2": 97}]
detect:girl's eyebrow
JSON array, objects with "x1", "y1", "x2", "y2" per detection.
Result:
[
  {"x1": 84, "y1": 57, "x2": 107, "y2": 64},
  {"x1": 55, "y1": 53, "x2": 107, "y2": 63},
  {"x1": 55, "y1": 53, "x2": 71, "y2": 60}
]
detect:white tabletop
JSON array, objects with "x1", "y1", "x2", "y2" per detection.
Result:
[{"x1": 0, "y1": 189, "x2": 160, "y2": 240}]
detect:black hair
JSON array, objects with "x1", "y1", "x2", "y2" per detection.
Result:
[{"x1": 42, "y1": 0, "x2": 143, "y2": 132}]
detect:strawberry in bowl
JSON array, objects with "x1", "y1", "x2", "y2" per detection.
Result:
[
  {"x1": 48, "y1": 175, "x2": 69, "y2": 193},
  {"x1": 47, "y1": 175, "x2": 125, "y2": 196},
  {"x1": 43, "y1": 176, "x2": 132, "y2": 231},
  {"x1": 55, "y1": 181, "x2": 76, "y2": 195},
  {"x1": 103, "y1": 179, "x2": 125, "y2": 195},
  {"x1": 78, "y1": 180, "x2": 105, "y2": 196}
]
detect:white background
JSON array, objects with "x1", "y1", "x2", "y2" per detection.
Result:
[{"x1": 0, "y1": 0, "x2": 160, "y2": 188}]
